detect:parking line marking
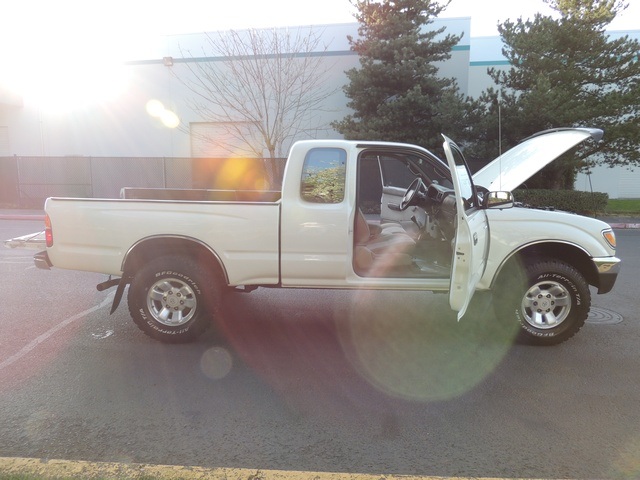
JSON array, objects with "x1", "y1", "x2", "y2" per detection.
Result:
[{"x1": 0, "y1": 294, "x2": 113, "y2": 372}]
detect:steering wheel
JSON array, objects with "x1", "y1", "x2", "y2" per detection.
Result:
[{"x1": 399, "y1": 177, "x2": 425, "y2": 211}]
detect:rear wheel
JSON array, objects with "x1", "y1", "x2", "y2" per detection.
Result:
[
  {"x1": 494, "y1": 258, "x2": 591, "y2": 346},
  {"x1": 127, "y1": 255, "x2": 221, "y2": 343}
]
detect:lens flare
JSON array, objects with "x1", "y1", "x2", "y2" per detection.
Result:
[
  {"x1": 337, "y1": 290, "x2": 518, "y2": 402},
  {"x1": 200, "y1": 347, "x2": 233, "y2": 380},
  {"x1": 611, "y1": 435, "x2": 640, "y2": 479},
  {"x1": 145, "y1": 99, "x2": 180, "y2": 129}
]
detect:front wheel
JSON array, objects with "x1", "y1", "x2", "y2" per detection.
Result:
[
  {"x1": 127, "y1": 255, "x2": 221, "y2": 343},
  {"x1": 494, "y1": 259, "x2": 591, "y2": 346}
]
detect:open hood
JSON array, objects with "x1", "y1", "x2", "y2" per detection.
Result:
[{"x1": 472, "y1": 128, "x2": 603, "y2": 192}]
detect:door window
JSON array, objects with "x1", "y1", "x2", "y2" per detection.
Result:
[
  {"x1": 379, "y1": 155, "x2": 415, "y2": 189},
  {"x1": 448, "y1": 145, "x2": 478, "y2": 212},
  {"x1": 300, "y1": 148, "x2": 347, "y2": 204}
]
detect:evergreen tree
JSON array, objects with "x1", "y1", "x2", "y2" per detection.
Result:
[
  {"x1": 332, "y1": 0, "x2": 466, "y2": 151},
  {"x1": 466, "y1": 0, "x2": 640, "y2": 189}
]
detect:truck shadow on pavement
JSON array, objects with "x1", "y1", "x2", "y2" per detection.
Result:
[{"x1": 212, "y1": 288, "x2": 519, "y2": 416}]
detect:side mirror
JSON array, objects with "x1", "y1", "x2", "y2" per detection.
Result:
[{"x1": 484, "y1": 191, "x2": 514, "y2": 209}]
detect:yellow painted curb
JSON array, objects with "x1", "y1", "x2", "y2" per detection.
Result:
[{"x1": 0, "y1": 457, "x2": 535, "y2": 480}]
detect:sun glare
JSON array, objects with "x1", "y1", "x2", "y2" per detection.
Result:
[
  {"x1": 2, "y1": 3, "x2": 131, "y2": 113},
  {"x1": 8, "y1": 43, "x2": 131, "y2": 113},
  {"x1": 21, "y1": 61, "x2": 130, "y2": 113}
]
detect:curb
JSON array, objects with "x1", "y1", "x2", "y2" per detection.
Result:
[
  {"x1": 0, "y1": 214, "x2": 45, "y2": 221},
  {"x1": 607, "y1": 222, "x2": 640, "y2": 229},
  {"x1": 0, "y1": 457, "x2": 514, "y2": 480}
]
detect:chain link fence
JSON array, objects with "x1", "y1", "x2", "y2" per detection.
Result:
[{"x1": 0, "y1": 156, "x2": 286, "y2": 208}]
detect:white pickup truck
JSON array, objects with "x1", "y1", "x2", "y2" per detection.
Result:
[{"x1": 10, "y1": 128, "x2": 620, "y2": 345}]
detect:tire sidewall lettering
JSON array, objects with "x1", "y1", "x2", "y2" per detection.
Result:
[
  {"x1": 146, "y1": 319, "x2": 191, "y2": 335},
  {"x1": 535, "y1": 272, "x2": 581, "y2": 306},
  {"x1": 153, "y1": 270, "x2": 201, "y2": 295}
]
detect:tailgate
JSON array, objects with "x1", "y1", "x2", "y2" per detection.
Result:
[{"x1": 4, "y1": 231, "x2": 47, "y2": 250}]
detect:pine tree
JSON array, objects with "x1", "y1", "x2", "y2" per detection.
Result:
[
  {"x1": 467, "y1": 0, "x2": 640, "y2": 189},
  {"x1": 332, "y1": 0, "x2": 466, "y2": 150}
]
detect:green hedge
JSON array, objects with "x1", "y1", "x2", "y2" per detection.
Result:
[{"x1": 513, "y1": 189, "x2": 608, "y2": 215}]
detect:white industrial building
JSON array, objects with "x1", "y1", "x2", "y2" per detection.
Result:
[{"x1": 0, "y1": 17, "x2": 638, "y2": 197}]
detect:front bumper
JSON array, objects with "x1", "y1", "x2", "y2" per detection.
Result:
[{"x1": 593, "y1": 256, "x2": 621, "y2": 294}]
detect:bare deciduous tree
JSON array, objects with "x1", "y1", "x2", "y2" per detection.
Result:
[{"x1": 177, "y1": 27, "x2": 337, "y2": 164}]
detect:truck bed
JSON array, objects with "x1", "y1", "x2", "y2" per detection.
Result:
[{"x1": 44, "y1": 196, "x2": 281, "y2": 284}]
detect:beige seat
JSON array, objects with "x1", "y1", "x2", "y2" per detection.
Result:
[
  {"x1": 354, "y1": 209, "x2": 416, "y2": 273},
  {"x1": 367, "y1": 220, "x2": 407, "y2": 237}
]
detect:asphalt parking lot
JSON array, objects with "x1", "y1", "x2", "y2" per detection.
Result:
[{"x1": 1, "y1": 217, "x2": 639, "y2": 479}]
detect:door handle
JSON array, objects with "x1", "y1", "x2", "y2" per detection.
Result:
[{"x1": 473, "y1": 232, "x2": 478, "y2": 245}]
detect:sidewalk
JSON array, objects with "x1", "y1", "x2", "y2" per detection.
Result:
[
  {"x1": 0, "y1": 209, "x2": 45, "y2": 221},
  {"x1": 595, "y1": 215, "x2": 640, "y2": 229},
  {"x1": 0, "y1": 209, "x2": 639, "y2": 228}
]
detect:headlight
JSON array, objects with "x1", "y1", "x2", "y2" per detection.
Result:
[{"x1": 602, "y1": 229, "x2": 616, "y2": 249}]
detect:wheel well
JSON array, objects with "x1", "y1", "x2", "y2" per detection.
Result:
[
  {"x1": 122, "y1": 236, "x2": 228, "y2": 284},
  {"x1": 496, "y1": 242, "x2": 599, "y2": 288}
]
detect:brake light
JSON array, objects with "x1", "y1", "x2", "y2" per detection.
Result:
[{"x1": 45, "y1": 214, "x2": 53, "y2": 247}]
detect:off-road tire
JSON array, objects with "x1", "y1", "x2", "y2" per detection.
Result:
[
  {"x1": 127, "y1": 255, "x2": 221, "y2": 343},
  {"x1": 494, "y1": 258, "x2": 591, "y2": 346}
]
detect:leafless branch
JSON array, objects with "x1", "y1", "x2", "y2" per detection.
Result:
[{"x1": 175, "y1": 27, "x2": 337, "y2": 159}]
